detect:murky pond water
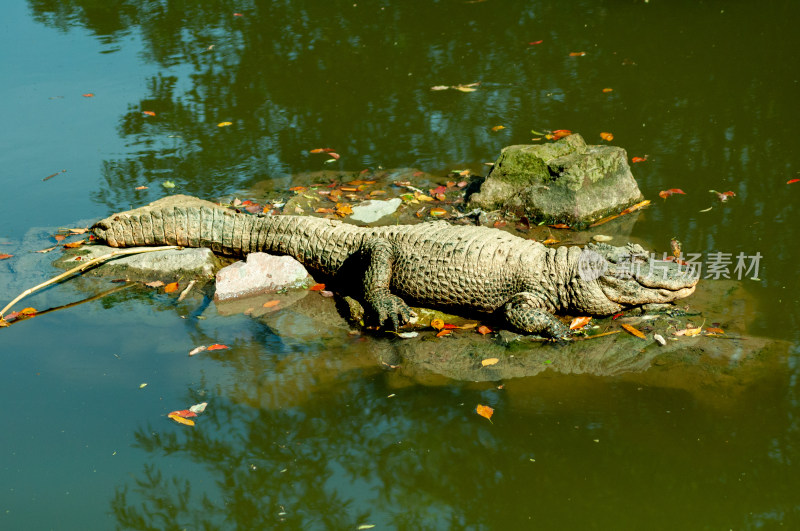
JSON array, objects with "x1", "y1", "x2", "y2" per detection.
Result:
[{"x1": 2, "y1": 1, "x2": 800, "y2": 528}]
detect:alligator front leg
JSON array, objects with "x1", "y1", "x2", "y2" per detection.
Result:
[
  {"x1": 504, "y1": 292, "x2": 570, "y2": 339},
  {"x1": 361, "y1": 237, "x2": 416, "y2": 330}
]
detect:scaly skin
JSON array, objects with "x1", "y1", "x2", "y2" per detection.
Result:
[{"x1": 91, "y1": 195, "x2": 699, "y2": 337}]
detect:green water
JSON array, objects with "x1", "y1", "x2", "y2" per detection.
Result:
[{"x1": 2, "y1": 1, "x2": 799, "y2": 529}]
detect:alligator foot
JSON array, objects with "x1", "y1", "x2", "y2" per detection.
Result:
[{"x1": 504, "y1": 293, "x2": 571, "y2": 339}]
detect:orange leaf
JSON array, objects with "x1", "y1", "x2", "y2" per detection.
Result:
[
  {"x1": 430, "y1": 208, "x2": 448, "y2": 217},
  {"x1": 705, "y1": 327, "x2": 725, "y2": 334},
  {"x1": 476, "y1": 404, "x2": 494, "y2": 421},
  {"x1": 569, "y1": 51, "x2": 586, "y2": 56},
  {"x1": 618, "y1": 200, "x2": 651, "y2": 216},
  {"x1": 632, "y1": 156, "x2": 648, "y2": 163},
  {"x1": 550, "y1": 129, "x2": 572, "y2": 139},
  {"x1": 602, "y1": 88, "x2": 613, "y2": 93},
  {"x1": 542, "y1": 238, "x2": 559, "y2": 245},
  {"x1": 289, "y1": 186, "x2": 306, "y2": 192},
  {"x1": 207, "y1": 344, "x2": 229, "y2": 351},
  {"x1": 82, "y1": 93, "x2": 94, "y2": 97},
  {"x1": 548, "y1": 223, "x2": 571, "y2": 229},
  {"x1": 528, "y1": 40, "x2": 543, "y2": 45},
  {"x1": 477, "y1": 325, "x2": 492, "y2": 335},
  {"x1": 569, "y1": 316, "x2": 592, "y2": 330},
  {"x1": 600, "y1": 132, "x2": 614, "y2": 141},
  {"x1": 491, "y1": 125, "x2": 506, "y2": 132},
  {"x1": 0, "y1": 254, "x2": 12, "y2": 260},
  {"x1": 135, "y1": 185, "x2": 148, "y2": 190},
  {"x1": 309, "y1": 283, "x2": 326, "y2": 291},
  {"x1": 168, "y1": 414, "x2": 195, "y2": 426},
  {"x1": 481, "y1": 358, "x2": 499, "y2": 367},
  {"x1": 659, "y1": 189, "x2": 686, "y2": 200},
  {"x1": 621, "y1": 323, "x2": 646, "y2": 339},
  {"x1": 335, "y1": 203, "x2": 353, "y2": 217},
  {"x1": 262, "y1": 300, "x2": 280, "y2": 308},
  {"x1": 63, "y1": 240, "x2": 85, "y2": 248},
  {"x1": 168, "y1": 409, "x2": 198, "y2": 418},
  {"x1": 309, "y1": 148, "x2": 335, "y2": 154},
  {"x1": 788, "y1": 179, "x2": 800, "y2": 184},
  {"x1": 315, "y1": 207, "x2": 336, "y2": 214},
  {"x1": 143, "y1": 111, "x2": 156, "y2": 116},
  {"x1": 431, "y1": 319, "x2": 445, "y2": 330},
  {"x1": 327, "y1": 152, "x2": 341, "y2": 160},
  {"x1": 164, "y1": 282, "x2": 179, "y2": 293},
  {"x1": 436, "y1": 329, "x2": 452, "y2": 337}
]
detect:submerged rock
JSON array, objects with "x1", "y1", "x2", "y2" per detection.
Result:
[
  {"x1": 468, "y1": 134, "x2": 643, "y2": 227},
  {"x1": 349, "y1": 198, "x2": 402, "y2": 224}
]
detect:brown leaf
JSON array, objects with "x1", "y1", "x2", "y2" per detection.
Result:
[
  {"x1": 145, "y1": 280, "x2": 164, "y2": 288},
  {"x1": 621, "y1": 323, "x2": 646, "y2": 339},
  {"x1": 63, "y1": 240, "x2": 85, "y2": 248}
]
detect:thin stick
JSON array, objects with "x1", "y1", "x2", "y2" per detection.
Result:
[
  {"x1": 0, "y1": 245, "x2": 180, "y2": 318},
  {"x1": 570, "y1": 330, "x2": 622, "y2": 341},
  {"x1": 2, "y1": 283, "x2": 133, "y2": 326}
]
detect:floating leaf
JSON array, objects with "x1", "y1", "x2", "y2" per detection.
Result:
[
  {"x1": 139, "y1": 383, "x2": 148, "y2": 389},
  {"x1": 453, "y1": 84, "x2": 479, "y2": 92},
  {"x1": 569, "y1": 52, "x2": 586, "y2": 56},
  {"x1": 477, "y1": 325, "x2": 492, "y2": 335},
  {"x1": 569, "y1": 316, "x2": 592, "y2": 330},
  {"x1": 327, "y1": 152, "x2": 341, "y2": 160},
  {"x1": 162, "y1": 180, "x2": 176, "y2": 189},
  {"x1": 335, "y1": 203, "x2": 353, "y2": 217},
  {"x1": 710, "y1": 190, "x2": 736, "y2": 202},
  {"x1": 309, "y1": 283, "x2": 326, "y2": 291},
  {"x1": 82, "y1": 93, "x2": 95, "y2": 97},
  {"x1": 143, "y1": 111, "x2": 156, "y2": 117},
  {"x1": 207, "y1": 344, "x2": 229, "y2": 351},
  {"x1": 542, "y1": 237, "x2": 559, "y2": 245},
  {"x1": 788, "y1": 179, "x2": 800, "y2": 184},
  {"x1": 632, "y1": 156, "x2": 648, "y2": 163},
  {"x1": 430, "y1": 207, "x2": 448, "y2": 217},
  {"x1": 135, "y1": 185, "x2": 148, "y2": 190},
  {"x1": 706, "y1": 327, "x2": 725, "y2": 335},
  {"x1": 659, "y1": 188, "x2": 686, "y2": 199},
  {"x1": 476, "y1": 404, "x2": 494, "y2": 421},
  {"x1": 168, "y1": 409, "x2": 198, "y2": 418},
  {"x1": 600, "y1": 132, "x2": 614, "y2": 141},
  {"x1": 0, "y1": 254, "x2": 12, "y2": 260},
  {"x1": 189, "y1": 402, "x2": 208, "y2": 414},
  {"x1": 63, "y1": 240, "x2": 85, "y2": 248},
  {"x1": 491, "y1": 125, "x2": 506, "y2": 132},
  {"x1": 528, "y1": 40, "x2": 543, "y2": 45},
  {"x1": 481, "y1": 358, "x2": 499, "y2": 367},
  {"x1": 168, "y1": 413, "x2": 195, "y2": 426},
  {"x1": 145, "y1": 280, "x2": 164, "y2": 288},
  {"x1": 430, "y1": 85, "x2": 450, "y2": 91},
  {"x1": 621, "y1": 323, "x2": 646, "y2": 339},
  {"x1": 550, "y1": 129, "x2": 572, "y2": 140},
  {"x1": 217, "y1": 121, "x2": 233, "y2": 127},
  {"x1": 164, "y1": 282, "x2": 179, "y2": 293},
  {"x1": 262, "y1": 300, "x2": 280, "y2": 308},
  {"x1": 684, "y1": 324, "x2": 703, "y2": 337},
  {"x1": 35, "y1": 247, "x2": 57, "y2": 254},
  {"x1": 602, "y1": 88, "x2": 613, "y2": 93},
  {"x1": 188, "y1": 345, "x2": 207, "y2": 356}
]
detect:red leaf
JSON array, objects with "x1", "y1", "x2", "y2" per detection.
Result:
[
  {"x1": 0, "y1": 254, "x2": 12, "y2": 260},
  {"x1": 327, "y1": 152, "x2": 341, "y2": 160},
  {"x1": 168, "y1": 409, "x2": 198, "y2": 418},
  {"x1": 632, "y1": 156, "x2": 648, "y2": 163},
  {"x1": 788, "y1": 179, "x2": 800, "y2": 184},
  {"x1": 207, "y1": 344, "x2": 229, "y2": 351},
  {"x1": 309, "y1": 283, "x2": 326, "y2": 291},
  {"x1": 309, "y1": 148, "x2": 335, "y2": 154},
  {"x1": 612, "y1": 312, "x2": 624, "y2": 320},
  {"x1": 477, "y1": 325, "x2": 492, "y2": 335},
  {"x1": 143, "y1": 111, "x2": 156, "y2": 117},
  {"x1": 82, "y1": 93, "x2": 95, "y2": 97},
  {"x1": 659, "y1": 188, "x2": 686, "y2": 199},
  {"x1": 528, "y1": 40, "x2": 543, "y2": 45}
]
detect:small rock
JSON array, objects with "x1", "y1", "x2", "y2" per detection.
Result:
[
  {"x1": 349, "y1": 198, "x2": 402, "y2": 223},
  {"x1": 214, "y1": 253, "x2": 309, "y2": 301}
]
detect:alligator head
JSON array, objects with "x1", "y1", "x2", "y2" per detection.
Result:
[{"x1": 569, "y1": 242, "x2": 699, "y2": 315}]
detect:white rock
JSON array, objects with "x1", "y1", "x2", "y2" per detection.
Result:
[
  {"x1": 349, "y1": 198, "x2": 402, "y2": 223},
  {"x1": 214, "y1": 253, "x2": 309, "y2": 301}
]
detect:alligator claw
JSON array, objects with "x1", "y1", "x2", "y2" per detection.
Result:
[{"x1": 375, "y1": 294, "x2": 414, "y2": 331}]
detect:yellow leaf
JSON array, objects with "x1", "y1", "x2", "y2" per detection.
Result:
[
  {"x1": 600, "y1": 132, "x2": 614, "y2": 141},
  {"x1": 481, "y1": 358, "x2": 499, "y2": 367},
  {"x1": 335, "y1": 203, "x2": 353, "y2": 217},
  {"x1": 431, "y1": 319, "x2": 444, "y2": 330},
  {"x1": 168, "y1": 414, "x2": 195, "y2": 426},
  {"x1": 621, "y1": 323, "x2": 646, "y2": 339},
  {"x1": 706, "y1": 327, "x2": 725, "y2": 335},
  {"x1": 491, "y1": 125, "x2": 506, "y2": 132},
  {"x1": 430, "y1": 207, "x2": 447, "y2": 217},
  {"x1": 684, "y1": 326, "x2": 703, "y2": 337},
  {"x1": 476, "y1": 404, "x2": 494, "y2": 421},
  {"x1": 217, "y1": 121, "x2": 233, "y2": 127},
  {"x1": 414, "y1": 192, "x2": 434, "y2": 202},
  {"x1": 542, "y1": 238, "x2": 559, "y2": 245}
]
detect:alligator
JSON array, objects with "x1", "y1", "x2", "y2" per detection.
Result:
[{"x1": 91, "y1": 195, "x2": 698, "y2": 338}]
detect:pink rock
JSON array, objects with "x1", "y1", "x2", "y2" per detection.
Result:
[{"x1": 214, "y1": 253, "x2": 310, "y2": 301}]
